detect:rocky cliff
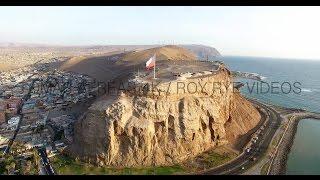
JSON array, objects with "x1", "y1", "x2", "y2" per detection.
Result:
[
  {"x1": 181, "y1": 44, "x2": 221, "y2": 60},
  {"x1": 68, "y1": 66, "x2": 261, "y2": 167}
]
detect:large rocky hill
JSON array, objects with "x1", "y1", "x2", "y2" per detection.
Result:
[
  {"x1": 67, "y1": 51, "x2": 261, "y2": 167},
  {"x1": 59, "y1": 45, "x2": 198, "y2": 82}
]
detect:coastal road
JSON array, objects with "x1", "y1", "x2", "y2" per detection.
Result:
[{"x1": 201, "y1": 99, "x2": 282, "y2": 175}]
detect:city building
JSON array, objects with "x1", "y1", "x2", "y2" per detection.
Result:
[{"x1": 8, "y1": 116, "x2": 20, "y2": 125}]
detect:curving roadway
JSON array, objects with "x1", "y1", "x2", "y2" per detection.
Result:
[{"x1": 200, "y1": 99, "x2": 282, "y2": 175}]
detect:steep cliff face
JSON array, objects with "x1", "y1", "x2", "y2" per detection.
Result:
[
  {"x1": 69, "y1": 68, "x2": 260, "y2": 167},
  {"x1": 225, "y1": 92, "x2": 261, "y2": 146}
]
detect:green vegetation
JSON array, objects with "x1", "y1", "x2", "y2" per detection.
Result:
[
  {"x1": 271, "y1": 135, "x2": 280, "y2": 147},
  {"x1": 20, "y1": 159, "x2": 38, "y2": 175},
  {"x1": 1, "y1": 144, "x2": 239, "y2": 175},
  {"x1": 0, "y1": 148, "x2": 39, "y2": 175},
  {"x1": 50, "y1": 154, "x2": 185, "y2": 175},
  {"x1": 0, "y1": 154, "x2": 17, "y2": 174},
  {"x1": 196, "y1": 151, "x2": 236, "y2": 169},
  {"x1": 260, "y1": 161, "x2": 270, "y2": 175},
  {"x1": 50, "y1": 145, "x2": 239, "y2": 175}
]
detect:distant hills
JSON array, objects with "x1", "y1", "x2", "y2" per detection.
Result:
[
  {"x1": 0, "y1": 43, "x2": 221, "y2": 59},
  {"x1": 0, "y1": 43, "x2": 221, "y2": 72},
  {"x1": 180, "y1": 44, "x2": 221, "y2": 60},
  {"x1": 121, "y1": 45, "x2": 197, "y2": 62}
]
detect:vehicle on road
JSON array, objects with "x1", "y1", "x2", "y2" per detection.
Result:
[{"x1": 250, "y1": 157, "x2": 257, "y2": 161}]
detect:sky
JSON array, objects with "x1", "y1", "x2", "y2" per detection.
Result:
[{"x1": 1, "y1": 6, "x2": 320, "y2": 60}]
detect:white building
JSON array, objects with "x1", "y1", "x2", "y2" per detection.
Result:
[{"x1": 8, "y1": 116, "x2": 20, "y2": 125}]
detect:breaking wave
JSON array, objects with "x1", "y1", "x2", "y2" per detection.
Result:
[
  {"x1": 260, "y1": 76, "x2": 267, "y2": 80},
  {"x1": 301, "y1": 88, "x2": 312, "y2": 93}
]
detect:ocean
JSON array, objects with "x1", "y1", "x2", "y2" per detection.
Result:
[
  {"x1": 286, "y1": 119, "x2": 320, "y2": 175},
  {"x1": 221, "y1": 56, "x2": 320, "y2": 113},
  {"x1": 221, "y1": 56, "x2": 320, "y2": 174}
]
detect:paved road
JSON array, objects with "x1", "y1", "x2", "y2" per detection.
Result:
[
  {"x1": 37, "y1": 147, "x2": 55, "y2": 175},
  {"x1": 201, "y1": 99, "x2": 282, "y2": 175},
  {"x1": 3, "y1": 77, "x2": 36, "y2": 155}
]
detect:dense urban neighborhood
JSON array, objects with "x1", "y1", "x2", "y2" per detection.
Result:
[{"x1": 0, "y1": 55, "x2": 99, "y2": 174}]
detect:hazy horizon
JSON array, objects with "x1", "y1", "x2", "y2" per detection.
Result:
[{"x1": 2, "y1": 6, "x2": 320, "y2": 60}]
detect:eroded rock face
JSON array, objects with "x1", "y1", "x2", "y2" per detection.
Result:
[{"x1": 69, "y1": 69, "x2": 261, "y2": 167}]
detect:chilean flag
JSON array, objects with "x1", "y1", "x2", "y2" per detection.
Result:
[{"x1": 146, "y1": 54, "x2": 156, "y2": 70}]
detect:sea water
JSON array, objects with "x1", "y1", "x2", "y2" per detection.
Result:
[
  {"x1": 221, "y1": 56, "x2": 320, "y2": 174},
  {"x1": 286, "y1": 119, "x2": 320, "y2": 175}
]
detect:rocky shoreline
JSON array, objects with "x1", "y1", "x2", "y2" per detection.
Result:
[
  {"x1": 270, "y1": 113, "x2": 320, "y2": 175},
  {"x1": 231, "y1": 71, "x2": 265, "y2": 81}
]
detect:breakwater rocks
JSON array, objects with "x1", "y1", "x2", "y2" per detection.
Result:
[{"x1": 269, "y1": 112, "x2": 320, "y2": 175}]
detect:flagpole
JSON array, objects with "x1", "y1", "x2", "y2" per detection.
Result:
[{"x1": 153, "y1": 54, "x2": 156, "y2": 79}]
